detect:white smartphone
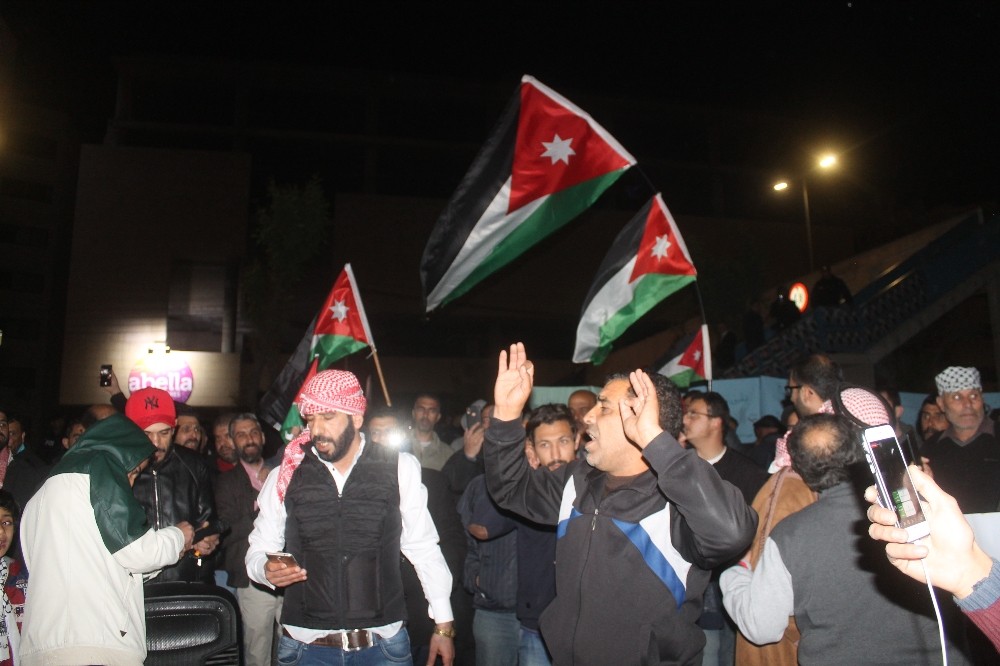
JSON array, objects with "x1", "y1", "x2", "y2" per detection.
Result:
[
  {"x1": 266, "y1": 551, "x2": 300, "y2": 568},
  {"x1": 862, "y1": 425, "x2": 930, "y2": 542}
]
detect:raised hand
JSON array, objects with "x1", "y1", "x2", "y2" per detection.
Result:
[
  {"x1": 619, "y1": 369, "x2": 663, "y2": 449},
  {"x1": 493, "y1": 342, "x2": 534, "y2": 422}
]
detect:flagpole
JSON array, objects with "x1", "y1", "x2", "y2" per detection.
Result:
[
  {"x1": 693, "y1": 282, "x2": 712, "y2": 391},
  {"x1": 370, "y1": 349, "x2": 392, "y2": 407}
]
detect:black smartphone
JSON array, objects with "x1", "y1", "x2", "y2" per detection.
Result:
[
  {"x1": 100, "y1": 364, "x2": 113, "y2": 387},
  {"x1": 862, "y1": 425, "x2": 930, "y2": 542}
]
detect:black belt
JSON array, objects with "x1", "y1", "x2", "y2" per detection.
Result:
[{"x1": 283, "y1": 627, "x2": 375, "y2": 651}]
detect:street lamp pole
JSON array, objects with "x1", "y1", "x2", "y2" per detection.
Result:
[{"x1": 773, "y1": 152, "x2": 836, "y2": 273}]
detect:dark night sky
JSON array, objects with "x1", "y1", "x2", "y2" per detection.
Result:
[
  {"x1": 3, "y1": 0, "x2": 998, "y2": 374},
  {"x1": 4, "y1": 0, "x2": 998, "y2": 213}
]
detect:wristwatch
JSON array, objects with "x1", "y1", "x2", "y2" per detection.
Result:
[{"x1": 433, "y1": 626, "x2": 457, "y2": 639}]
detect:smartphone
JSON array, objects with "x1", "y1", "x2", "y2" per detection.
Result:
[
  {"x1": 266, "y1": 551, "x2": 300, "y2": 568},
  {"x1": 99, "y1": 364, "x2": 113, "y2": 387},
  {"x1": 862, "y1": 425, "x2": 930, "y2": 542}
]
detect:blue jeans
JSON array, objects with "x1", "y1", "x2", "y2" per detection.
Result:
[
  {"x1": 276, "y1": 629, "x2": 412, "y2": 666},
  {"x1": 473, "y1": 609, "x2": 519, "y2": 666},
  {"x1": 518, "y1": 626, "x2": 552, "y2": 666}
]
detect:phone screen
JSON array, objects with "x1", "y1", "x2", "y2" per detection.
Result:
[
  {"x1": 100, "y1": 364, "x2": 113, "y2": 387},
  {"x1": 867, "y1": 435, "x2": 926, "y2": 529}
]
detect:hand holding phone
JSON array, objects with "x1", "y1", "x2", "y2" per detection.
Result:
[
  {"x1": 862, "y1": 425, "x2": 930, "y2": 542},
  {"x1": 100, "y1": 364, "x2": 113, "y2": 387},
  {"x1": 266, "y1": 551, "x2": 300, "y2": 568},
  {"x1": 264, "y1": 551, "x2": 306, "y2": 588}
]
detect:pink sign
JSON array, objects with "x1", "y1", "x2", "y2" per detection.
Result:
[{"x1": 128, "y1": 355, "x2": 194, "y2": 404}]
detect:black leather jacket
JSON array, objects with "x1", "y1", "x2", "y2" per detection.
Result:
[{"x1": 132, "y1": 444, "x2": 217, "y2": 583}]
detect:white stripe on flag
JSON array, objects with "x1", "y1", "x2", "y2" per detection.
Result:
[
  {"x1": 425, "y1": 176, "x2": 546, "y2": 311},
  {"x1": 573, "y1": 257, "x2": 638, "y2": 362}
]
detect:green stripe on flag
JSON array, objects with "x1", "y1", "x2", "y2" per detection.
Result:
[
  {"x1": 665, "y1": 368, "x2": 702, "y2": 389},
  {"x1": 591, "y1": 273, "x2": 696, "y2": 365},
  {"x1": 442, "y1": 170, "x2": 627, "y2": 307},
  {"x1": 312, "y1": 335, "x2": 369, "y2": 370}
]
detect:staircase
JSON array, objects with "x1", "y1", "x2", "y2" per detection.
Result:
[{"x1": 723, "y1": 209, "x2": 1000, "y2": 379}]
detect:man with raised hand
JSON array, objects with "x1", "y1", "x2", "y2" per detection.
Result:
[{"x1": 484, "y1": 343, "x2": 756, "y2": 665}]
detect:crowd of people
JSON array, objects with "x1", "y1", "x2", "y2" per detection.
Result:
[{"x1": 0, "y1": 350, "x2": 997, "y2": 665}]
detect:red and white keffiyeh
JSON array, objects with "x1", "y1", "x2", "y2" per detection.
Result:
[
  {"x1": 276, "y1": 370, "x2": 367, "y2": 501},
  {"x1": 771, "y1": 399, "x2": 834, "y2": 471}
]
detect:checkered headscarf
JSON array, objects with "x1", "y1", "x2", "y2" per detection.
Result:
[
  {"x1": 935, "y1": 366, "x2": 981, "y2": 395},
  {"x1": 297, "y1": 370, "x2": 367, "y2": 417},
  {"x1": 770, "y1": 400, "x2": 834, "y2": 472},
  {"x1": 275, "y1": 370, "x2": 366, "y2": 501}
]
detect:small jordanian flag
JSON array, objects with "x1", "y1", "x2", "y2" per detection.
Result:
[
  {"x1": 421, "y1": 74, "x2": 636, "y2": 312},
  {"x1": 658, "y1": 325, "x2": 712, "y2": 389},
  {"x1": 573, "y1": 194, "x2": 697, "y2": 364},
  {"x1": 260, "y1": 264, "x2": 376, "y2": 440},
  {"x1": 311, "y1": 263, "x2": 374, "y2": 368}
]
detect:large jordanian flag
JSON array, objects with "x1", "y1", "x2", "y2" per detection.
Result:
[
  {"x1": 421, "y1": 75, "x2": 636, "y2": 311},
  {"x1": 574, "y1": 194, "x2": 697, "y2": 364}
]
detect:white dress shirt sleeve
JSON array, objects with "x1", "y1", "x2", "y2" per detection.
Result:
[
  {"x1": 245, "y1": 466, "x2": 285, "y2": 589},
  {"x1": 398, "y1": 451, "x2": 454, "y2": 623}
]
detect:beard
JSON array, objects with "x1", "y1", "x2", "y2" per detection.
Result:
[
  {"x1": 311, "y1": 420, "x2": 355, "y2": 464},
  {"x1": 238, "y1": 442, "x2": 263, "y2": 464}
]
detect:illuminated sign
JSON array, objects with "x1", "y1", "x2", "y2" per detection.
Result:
[
  {"x1": 789, "y1": 282, "x2": 809, "y2": 312},
  {"x1": 128, "y1": 355, "x2": 194, "y2": 403}
]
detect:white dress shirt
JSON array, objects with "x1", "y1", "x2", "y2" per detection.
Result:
[{"x1": 246, "y1": 435, "x2": 454, "y2": 643}]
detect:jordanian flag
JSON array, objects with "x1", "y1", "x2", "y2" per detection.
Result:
[
  {"x1": 658, "y1": 324, "x2": 712, "y2": 388},
  {"x1": 310, "y1": 263, "x2": 374, "y2": 368},
  {"x1": 421, "y1": 74, "x2": 636, "y2": 311},
  {"x1": 259, "y1": 264, "x2": 376, "y2": 440},
  {"x1": 573, "y1": 194, "x2": 697, "y2": 364}
]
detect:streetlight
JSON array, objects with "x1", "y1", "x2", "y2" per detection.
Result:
[{"x1": 773, "y1": 153, "x2": 838, "y2": 272}]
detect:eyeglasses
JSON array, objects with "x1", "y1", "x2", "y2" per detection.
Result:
[{"x1": 784, "y1": 385, "x2": 802, "y2": 397}]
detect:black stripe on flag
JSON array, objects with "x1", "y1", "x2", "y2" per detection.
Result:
[{"x1": 419, "y1": 86, "x2": 520, "y2": 305}]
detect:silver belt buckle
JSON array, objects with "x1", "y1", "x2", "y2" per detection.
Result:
[{"x1": 342, "y1": 629, "x2": 371, "y2": 652}]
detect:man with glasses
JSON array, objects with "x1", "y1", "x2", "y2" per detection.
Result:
[
  {"x1": 921, "y1": 367, "x2": 999, "y2": 514},
  {"x1": 735, "y1": 353, "x2": 841, "y2": 666},
  {"x1": 683, "y1": 392, "x2": 767, "y2": 666}
]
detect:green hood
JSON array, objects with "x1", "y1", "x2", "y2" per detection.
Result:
[{"x1": 50, "y1": 413, "x2": 156, "y2": 554}]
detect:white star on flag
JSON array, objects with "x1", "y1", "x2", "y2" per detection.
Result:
[
  {"x1": 692, "y1": 350, "x2": 702, "y2": 362},
  {"x1": 651, "y1": 234, "x2": 671, "y2": 260},
  {"x1": 329, "y1": 300, "x2": 349, "y2": 322},
  {"x1": 541, "y1": 134, "x2": 576, "y2": 165}
]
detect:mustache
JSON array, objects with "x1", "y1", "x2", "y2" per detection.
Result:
[{"x1": 311, "y1": 436, "x2": 337, "y2": 446}]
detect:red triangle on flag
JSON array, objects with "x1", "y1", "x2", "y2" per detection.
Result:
[
  {"x1": 313, "y1": 268, "x2": 371, "y2": 344},
  {"x1": 629, "y1": 195, "x2": 697, "y2": 283},
  {"x1": 679, "y1": 332, "x2": 706, "y2": 378},
  {"x1": 509, "y1": 78, "x2": 633, "y2": 213}
]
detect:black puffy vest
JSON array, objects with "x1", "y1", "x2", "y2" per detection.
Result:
[{"x1": 281, "y1": 444, "x2": 406, "y2": 629}]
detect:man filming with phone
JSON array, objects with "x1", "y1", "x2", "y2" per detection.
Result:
[
  {"x1": 721, "y1": 414, "x2": 969, "y2": 665},
  {"x1": 246, "y1": 369, "x2": 455, "y2": 666},
  {"x1": 126, "y1": 387, "x2": 220, "y2": 584}
]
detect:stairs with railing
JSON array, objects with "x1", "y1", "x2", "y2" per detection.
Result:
[{"x1": 723, "y1": 209, "x2": 1000, "y2": 378}]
